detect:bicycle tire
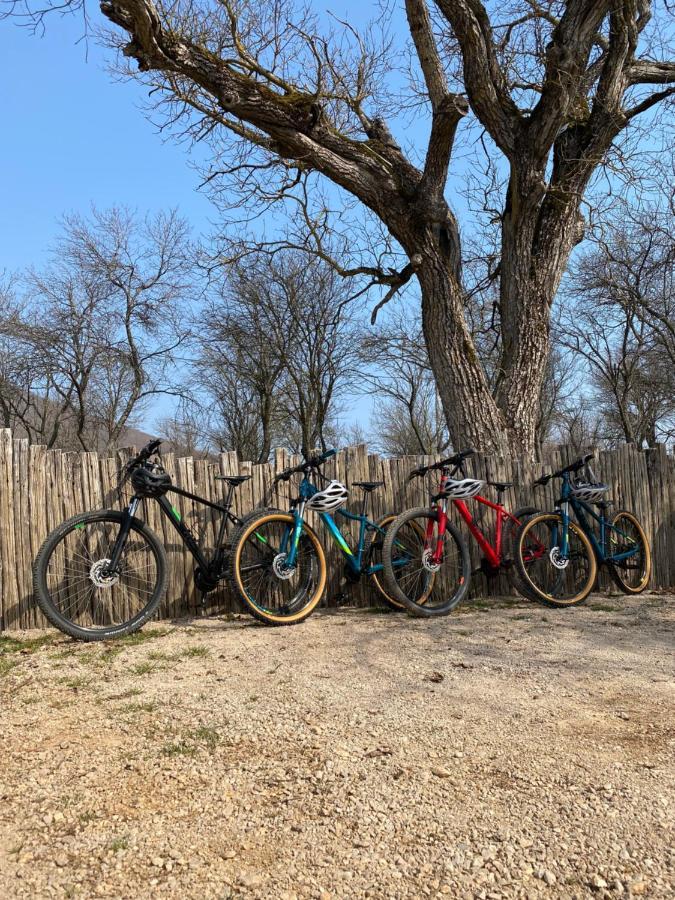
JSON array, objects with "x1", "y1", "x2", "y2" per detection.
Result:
[
  {"x1": 229, "y1": 511, "x2": 326, "y2": 625},
  {"x1": 365, "y1": 512, "x2": 405, "y2": 610},
  {"x1": 33, "y1": 509, "x2": 167, "y2": 642},
  {"x1": 382, "y1": 507, "x2": 471, "y2": 617},
  {"x1": 514, "y1": 512, "x2": 597, "y2": 607},
  {"x1": 607, "y1": 510, "x2": 651, "y2": 594},
  {"x1": 504, "y1": 506, "x2": 540, "y2": 600}
]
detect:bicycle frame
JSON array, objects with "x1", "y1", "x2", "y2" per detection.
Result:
[
  {"x1": 426, "y1": 470, "x2": 522, "y2": 568},
  {"x1": 557, "y1": 475, "x2": 638, "y2": 565},
  {"x1": 453, "y1": 495, "x2": 521, "y2": 567},
  {"x1": 109, "y1": 484, "x2": 239, "y2": 577},
  {"x1": 283, "y1": 475, "x2": 386, "y2": 576}
]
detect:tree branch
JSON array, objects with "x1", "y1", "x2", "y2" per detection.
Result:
[{"x1": 434, "y1": 0, "x2": 522, "y2": 157}]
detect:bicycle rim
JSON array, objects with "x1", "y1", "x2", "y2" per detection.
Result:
[
  {"x1": 37, "y1": 514, "x2": 163, "y2": 635},
  {"x1": 609, "y1": 512, "x2": 651, "y2": 593},
  {"x1": 518, "y1": 514, "x2": 596, "y2": 605},
  {"x1": 387, "y1": 511, "x2": 467, "y2": 614},
  {"x1": 234, "y1": 515, "x2": 325, "y2": 623}
]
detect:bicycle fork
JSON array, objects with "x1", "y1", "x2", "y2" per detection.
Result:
[
  {"x1": 106, "y1": 498, "x2": 141, "y2": 573},
  {"x1": 427, "y1": 501, "x2": 449, "y2": 568}
]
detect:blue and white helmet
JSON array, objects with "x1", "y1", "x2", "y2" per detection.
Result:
[
  {"x1": 306, "y1": 480, "x2": 349, "y2": 512},
  {"x1": 570, "y1": 480, "x2": 609, "y2": 502}
]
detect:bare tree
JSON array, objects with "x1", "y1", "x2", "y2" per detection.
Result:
[
  {"x1": 558, "y1": 201, "x2": 675, "y2": 447},
  {"x1": 547, "y1": 398, "x2": 607, "y2": 453},
  {"x1": 196, "y1": 252, "x2": 359, "y2": 458},
  {"x1": 360, "y1": 311, "x2": 450, "y2": 455},
  {"x1": 0, "y1": 208, "x2": 197, "y2": 449}
]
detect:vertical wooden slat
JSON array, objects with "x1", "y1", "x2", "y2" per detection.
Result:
[{"x1": 0, "y1": 431, "x2": 19, "y2": 629}]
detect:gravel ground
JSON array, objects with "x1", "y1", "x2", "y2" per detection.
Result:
[{"x1": 0, "y1": 593, "x2": 673, "y2": 900}]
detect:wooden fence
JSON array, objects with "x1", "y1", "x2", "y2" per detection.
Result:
[{"x1": 0, "y1": 428, "x2": 673, "y2": 631}]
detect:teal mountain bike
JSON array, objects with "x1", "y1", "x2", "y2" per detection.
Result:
[
  {"x1": 513, "y1": 454, "x2": 651, "y2": 607},
  {"x1": 228, "y1": 449, "x2": 403, "y2": 625}
]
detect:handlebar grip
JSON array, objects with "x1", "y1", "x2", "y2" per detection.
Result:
[
  {"x1": 320, "y1": 448, "x2": 337, "y2": 461},
  {"x1": 140, "y1": 439, "x2": 162, "y2": 459},
  {"x1": 407, "y1": 466, "x2": 427, "y2": 480}
]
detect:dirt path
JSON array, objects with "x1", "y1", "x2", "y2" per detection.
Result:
[{"x1": 1, "y1": 593, "x2": 673, "y2": 899}]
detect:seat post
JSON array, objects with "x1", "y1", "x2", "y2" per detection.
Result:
[
  {"x1": 224, "y1": 483, "x2": 235, "y2": 510},
  {"x1": 361, "y1": 489, "x2": 368, "y2": 518}
]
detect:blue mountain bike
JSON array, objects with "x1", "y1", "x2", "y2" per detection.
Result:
[
  {"x1": 513, "y1": 454, "x2": 651, "y2": 606},
  {"x1": 229, "y1": 449, "x2": 402, "y2": 625}
]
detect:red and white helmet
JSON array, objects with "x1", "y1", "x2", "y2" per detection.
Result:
[{"x1": 306, "y1": 480, "x2": 349, "y2": 512}]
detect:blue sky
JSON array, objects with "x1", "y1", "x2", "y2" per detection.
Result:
[{"x1": 0, "y1": 14, "x2": 214, "y2": 271}]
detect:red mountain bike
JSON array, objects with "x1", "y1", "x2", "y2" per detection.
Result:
[{"x1": 382, "y1": 449, "x2": 538, "y2": 616}]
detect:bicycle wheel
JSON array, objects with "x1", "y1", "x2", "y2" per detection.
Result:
[
  {"x1": 504, "y1": 506, "x2": 539, "y2": 600},
  {"x1": 382, "y1": 507, "x2": 471, "y2": 617},
  {"x1": 230, "y1": 511, "x2": 326, "y2": 625},
  {"x1": 365, "y1": 513, "x2": 405, "y2": 610},
  {"x1": 607, "y1": 510, "x2": 651, "y2": 594},
  {"x1": 514, "y1": 512, "x2": 597, "y2": 607},
  {"x1": 33, "y1": 510, "x2": 167, "y2": 642}
]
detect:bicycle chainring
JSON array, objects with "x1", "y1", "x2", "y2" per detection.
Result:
[{"x1": 194, "y1": 567, "x2": 220, "y2": 594}]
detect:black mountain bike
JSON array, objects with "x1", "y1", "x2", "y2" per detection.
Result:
[{"x1": 33, "y1": 440, "x2": 252, "y2": 641}]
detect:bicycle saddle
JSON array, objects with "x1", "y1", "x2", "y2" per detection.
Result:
[
  {"x1": 352, "y1": 481, "x2": 384, "y2": 492},
  {"x1": 487, "y1": 480, "x2": 513, "y2": 492},
  {"x1": 215, "y1": 474, "x2": 252, "y2": 485}
]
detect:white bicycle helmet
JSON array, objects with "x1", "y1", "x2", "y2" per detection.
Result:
[
  {"x1": 306, "y1": 480, "x2": 349, "y2": 512},
  {"x1": 570, "y1": 480, "x2": 609, "y2": 502},
  {"x1": 440, "y1": 477, "x2": 484, "y2": 500}
]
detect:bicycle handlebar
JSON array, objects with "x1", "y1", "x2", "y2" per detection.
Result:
[
  {"x1": 407, "y1": 448, "x2": 476, "y2": 480},
  {"x1": 274, "y1": 448, "x2": 337, "y2": 483},
  {"x1": 533, "y1": 453, "x2": 595, "y2": 488},
  {"x1": 130, "y1": 439, "x2": 162, "y2": 469}
]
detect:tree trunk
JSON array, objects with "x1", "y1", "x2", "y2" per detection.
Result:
[{"x1": 414, "y1": 245, "x2": 513, "y2": 454}]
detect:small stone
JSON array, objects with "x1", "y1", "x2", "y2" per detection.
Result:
[
  {"x1": 590, "y1": 874, "x2": 608, "y2": 890},
  {"x1": 237, "y1": 872, "x2": 263, "y2": 888},
  {"x1": 629, "y1": 880, "x2": 647, "y2": 895},
  {"x1": 543, "y1": 870, "x2": 556, "y2": 885},
  {"x1": 151, "y1": 857, "x2": 164, "y2": 868},
  {"x1": 612, "y1": 880, "x2": 624, "y2": 895},
  {"x1": 54, "y1": 854, "x2": 68, "y2": 868}
]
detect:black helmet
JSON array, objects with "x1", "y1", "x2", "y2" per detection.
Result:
[{"x1": 130, "y1": 466, "x2": 172, "y2": 498}]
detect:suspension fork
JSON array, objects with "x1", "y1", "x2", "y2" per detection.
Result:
[
  {"x1": 558, "y1": 502, "x2": 571, "y2": 558},
  {"x1": 285, "y1": 502, "x2": 306, "y2": 568},
  {"x1": 107, "y1": 498, "x2": 141, "y2": 572},
  {"x1": 430, "y1": 500, "x2": 448, "y2": 566}
]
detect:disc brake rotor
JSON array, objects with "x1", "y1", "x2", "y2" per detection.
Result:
[
  {"x1": 422, "y1": 549, "x2": 441, "y2": 573},
  {"x1": 272, "y1": 553, "x2": 296, "y2": 580},
  {"x1": 89, "y1": 558, "x2": 120, "y2": 588},
  {"x1": 549, "y1": 547, "x2": 569, "y2": 570}
]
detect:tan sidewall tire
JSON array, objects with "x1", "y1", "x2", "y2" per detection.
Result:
[
  {"x1": 233, "y1": 513, "x2": 327, "y2": 625},
  {"x1": 609, "y1": 511, "x2": 651, "y2": 594},
  {"x1": 517, "y1": 513, "x2": 597, "y2": 607}
]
